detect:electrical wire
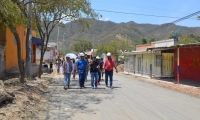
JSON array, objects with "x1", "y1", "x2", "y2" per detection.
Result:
[
  {"x1": 147, "y1": 11, "x2": 200, "y2": 33},
  {"x1": 91, "y1": 0, "x2": 196, "y2": 14},
  {"x1": 94, "y1": 9, "x2": 198, "y2": 20}
]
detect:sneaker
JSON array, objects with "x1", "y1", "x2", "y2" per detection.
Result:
[
  {"x1": 63, "y1": 86, "x2": 67, "y2": 90},
  {"x1": 92, "y1": 87, "x2": 94, "y2": 89},
  {"x1": 110, "y1": 86, "x2": 113, "y2": 89},
  {"x1": 105, "y1": 85, "x2": 109, "y2": 87},
  {"x1": 98, "y1": 82, "x2": 101, "y2": 85}
]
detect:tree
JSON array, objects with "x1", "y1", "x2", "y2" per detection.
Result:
[
  {"x1": 32, "y1": 0, "x2": 99, "y2": 78},
  {"x1": 106, "y1": 40, "x2": 121, "y2": 64},
  {"x1": 149, "y1": 38, "x2": 155, "y2": 43},
  {"x1": 177, "y1": 36, "x2": 197, "y2": 44},
  {"x1": 72, "y1": 39, "x2": 92, "y2": 52},
  {"x1": 141, "y1": 37, "x2": 147, "y2": 44},
  {"x1": 95, "y1": 44, "x2": 107, "y2": 56},
  {"x1": 0, "y1": 0, "x2": 28, "y2": 83}
]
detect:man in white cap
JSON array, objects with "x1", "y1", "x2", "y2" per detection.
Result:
[
  {"x1": 76, "y1": 53, "x2": 88, "y2": 89},
  {"x1": 62, "y1": 54, "x2": 74, "y2": 90},
  {"x1": 103, "y1": 52, "x2": 118, "y2": 89}
]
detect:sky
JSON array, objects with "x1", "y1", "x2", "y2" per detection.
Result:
[{"x1": 90, "y1": 0, "x2": 200, "y2": 27}]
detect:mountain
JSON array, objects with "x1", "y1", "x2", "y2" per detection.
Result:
[{"x1": 49, "y1": 19, "x2": 200, "y2": 47}]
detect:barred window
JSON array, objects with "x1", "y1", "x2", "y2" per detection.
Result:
[{"x1": 155, "y1": 55, "x2": 162, "y2": 67}]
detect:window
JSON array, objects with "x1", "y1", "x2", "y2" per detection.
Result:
[{"x1": 155, "y1": 55, "x2": 162, "y2": 67}]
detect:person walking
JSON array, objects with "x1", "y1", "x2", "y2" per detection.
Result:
[
  {"x1": 76, "y1": 53, "x2": 88, "y2": 89},
  {"x1": 62, "y1": 55, "x2": 74, "y2": 90},
  {"x1": 85, "y1": 57, "x2": 89, "y2": 82},
  {"x1": 103, "y1": 52, "x2": 118, "y2": 89},
  {"x1": 55, "y1": 59, "x2": 61, "y2": 75},
  {"x1": 61, "y1": 58, "x2": 65, "y2": 65},
  {"x1": 100, "y1": 58, "x2": 104, "y2": 80},
  {"x1": 72, "y1": 58, "x2": 76, "y2": 80},
  {"x1": 96, "y1": 56, "x2": 101, "y2": 85},
  {"x1": 89, "y1": 56, "x2": 100, "y2": 89},
  {"x1": 49, "y1": 62, "x2": 53, "y2": 72}
]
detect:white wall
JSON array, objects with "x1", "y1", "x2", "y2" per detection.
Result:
[
  {"x1": 153, "y1": 39, "x2": 174, "y2": 48},
  {"x1": 36, "y1": 48, "x2": 53, "y2": 62}
]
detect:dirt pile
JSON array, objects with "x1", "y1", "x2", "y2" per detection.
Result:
[
  {"x1": 0, "y1": 76, "x2": 53, "y2": 120},
  {"x1": 115, "y1": 64, "x2": 124, "y2": 72}
]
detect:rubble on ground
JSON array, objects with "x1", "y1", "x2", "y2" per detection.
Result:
[{"x1": 0, "y1": 75, "x2": 53, "y2": 120}]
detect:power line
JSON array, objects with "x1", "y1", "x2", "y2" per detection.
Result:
[
  {"x1": 147, "y1": 11, "x2": 200, "y2": 33},
  {"x1": 92, "y1": 0, "x2": 199, "y2": 16},
  {"x1": 94, "y1": 9, "x2": 198, "y2": 19}
]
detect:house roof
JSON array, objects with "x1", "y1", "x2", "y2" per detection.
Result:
[
  {"x1": 46, "y1": 42, "x2": 56, "y2": 48},
  {"x1": 147, "y1": 42, "x2": 200, "y2": 51}
]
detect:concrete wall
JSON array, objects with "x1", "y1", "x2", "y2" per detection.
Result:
[
  {"x1": 153, "y1": 39, "x2": 174, "y2": 48},
  {"x1": 36, "y1": 48, "x2": 52, "y2": 62},
  {"x1": 6, "y1": 26, "x2": 26, "y2": 70},
  {"x1": 6, "y1": 26, "x2": 37, "y2": 70},
  {"x1": 136, "y1": 43, "x2": 155, "y2": 51}
]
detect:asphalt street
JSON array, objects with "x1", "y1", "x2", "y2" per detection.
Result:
[{"x1": 45, "y1": 73, "x2": 200, "y2": 120}]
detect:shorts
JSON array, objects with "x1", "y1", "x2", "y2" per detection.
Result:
[{"x1": 56, "y1": 66, "x2": 60, "y2": 69}]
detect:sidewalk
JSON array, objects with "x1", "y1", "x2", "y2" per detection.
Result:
[{"x1": 121, "y1": 72, "x2": 200, "y2": 97}]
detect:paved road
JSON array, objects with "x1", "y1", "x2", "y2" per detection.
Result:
[{"x1": 45, "y1": 73, "x2": 200, "y2": 120}]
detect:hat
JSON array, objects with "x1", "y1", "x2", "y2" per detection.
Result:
[
  {"x1": 66, "y1": 54, "x2": 70, "y2": 58},
  {"x1": 107, "y1": 52, "x2": 111, "y2": 56},
  {"x1": 79, "y1": 53, "x2": 84, "y2": 56},
  {"x1": 96, "y1": 56, "x2": 100, "y2": 59}
]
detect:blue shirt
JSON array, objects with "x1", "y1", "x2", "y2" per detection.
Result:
[{"x1": 76, "y1": 59, "x2": 88, "y2": 70}]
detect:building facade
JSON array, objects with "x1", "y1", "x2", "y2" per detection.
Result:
[{"x1": 124, "y1": 39, "x2": 200, "y2": 82}]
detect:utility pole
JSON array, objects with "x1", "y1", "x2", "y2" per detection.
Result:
[
  {"x1": 26, "y1": 0, "x2": 32, "y2": 78},
  {"x1": 92, "y1": 35, "x2": 95, "y2": 57},
  {"x1": 63, "y1": 33, "x2": 65, "y2": 55},
  {"x1": 56, "y1": 26, "x2": 59, "y2": 58}
]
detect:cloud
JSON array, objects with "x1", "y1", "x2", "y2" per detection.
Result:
[{"x1": 105, "y1": 17, "x2": 110, "y2": 21}]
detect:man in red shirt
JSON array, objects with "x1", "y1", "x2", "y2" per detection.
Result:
[{"x1": 103, "y1": 52, "x2": 118, "y2": 89}]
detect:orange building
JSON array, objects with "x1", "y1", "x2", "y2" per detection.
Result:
[{"x1": 5, "y1": 26, "x2": 37, "y2": 70}]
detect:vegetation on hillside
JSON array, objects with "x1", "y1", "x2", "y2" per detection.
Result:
[
  {"x1": 49, "y1": 19, "x2": 200, "y2": 47},
  {"x1": 176, "y1": 34, "x2": 200, "y2": 44},
  {"x1": 72, "y1": 39, "x2": 92, "y2": 52}
]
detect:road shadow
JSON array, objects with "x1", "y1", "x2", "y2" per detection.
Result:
[{"x1": 45, "y1": 77, "x2": 115, "y2": 119}]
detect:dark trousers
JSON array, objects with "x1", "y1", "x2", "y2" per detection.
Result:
[
  {"x1": 105, "y1": 70, "x2": 113, "y2": 86},
  {"x1": 98, "y1": 71, "x2": 101, "y2": 82},
  {"x1": 79, "y1": 71, "x2": 86, "y2": 87}
]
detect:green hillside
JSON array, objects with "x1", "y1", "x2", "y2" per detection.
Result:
[{"x1": 49, "y1": 19, "x2": 200, "y2": 48}]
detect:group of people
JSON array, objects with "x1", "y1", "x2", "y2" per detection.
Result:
[{"x1": 54, "y1": 52, "x2": 118, "y2": 90}]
